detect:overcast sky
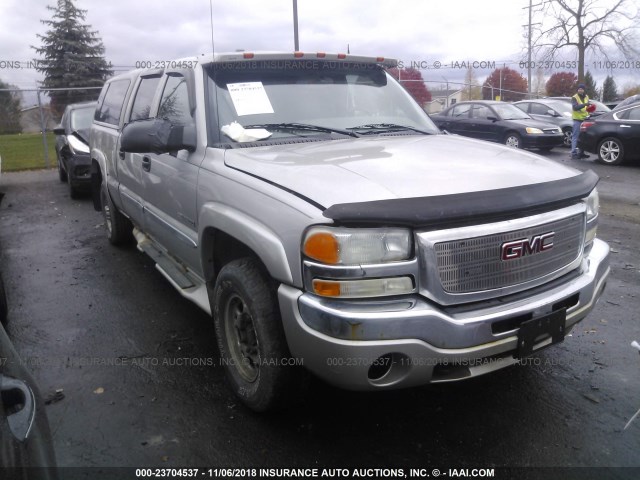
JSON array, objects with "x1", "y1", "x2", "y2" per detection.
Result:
[{"x1": 0, "y1": 0, "x2": 636, "y2": 105}]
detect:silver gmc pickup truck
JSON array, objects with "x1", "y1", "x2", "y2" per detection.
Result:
[{"x1": 90, "y1": 52, "x2": 610, "y2": 411}]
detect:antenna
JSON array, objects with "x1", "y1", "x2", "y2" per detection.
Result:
[{"x1": 209, "y1": 0, "x2": 215, "y2": 55}]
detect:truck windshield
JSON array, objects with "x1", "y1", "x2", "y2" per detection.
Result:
[{"x1": 206, "y1": 61, "x2": 440, "y2": 144}]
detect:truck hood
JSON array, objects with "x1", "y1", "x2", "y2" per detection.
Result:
[{"x1": 223, "y1": 134, "x2": 580, "y2": 209}]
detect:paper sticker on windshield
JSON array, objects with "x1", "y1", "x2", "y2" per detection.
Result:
[{"x1": 227, "y1": 82, "x2": 274, "y2": 116}]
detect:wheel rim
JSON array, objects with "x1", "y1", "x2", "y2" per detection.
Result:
[
  {"x1": 224, "y1": 293, "x2": 260, "y2": 382},
  {"x1": 600, "y1": 141, "x2": 620, "y2": 163},
  {"x1": 563, "y1": 130, "x2": 572, "y2": 147},
  {"x1": 101, "y1": 190, "x2": 113, "y2": 236},
  {"x1": 505, "y1": 135, "x2": 519, "y2": 148}
]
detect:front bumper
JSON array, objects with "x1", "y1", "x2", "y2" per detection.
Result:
[
  {"x1": 66, "y1": 152, "x2": 91, "y2": 187},
  {"x1": 279, "y1": 239, "x2": 609, "y2": 390},
  {"x1": 522, "y1": 133, "x2": 564, "y2": 149}
]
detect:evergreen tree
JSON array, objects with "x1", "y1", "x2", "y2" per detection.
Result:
[
  {"x1": 32, "y1": 0, "x2": 112, "y2": 116},
  {"x1": 584, "y1": 71, "x2": 599, "y2": 100},
  {"x1": 0, "y1": 78, "x2": 22, "y2": 134},
  {"x1": 602, "y1": 76, "x2": 618, "y2": 102}
]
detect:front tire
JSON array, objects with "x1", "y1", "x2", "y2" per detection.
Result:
[
  {"x1": 597, "y1": 137, "x2": 625, "y2": 165},
  {"x1": 213, "y1": 258, "x2": 305, "y2": 411},
  {"x1": 100, "y1": 183, "x2": 132, "y2": 245},
  {"x1": 504, "y1": 132, "x2": 522, "y2": 148},
  {"x1": 562, "y1": 128, "x2": 572, "y2": 148},
  {"x1": 57, "y1": 154, "x2": 68, "y2": 182},
  {"x1": 69, "y1": 178, "x2": 81, "y2": 199}
]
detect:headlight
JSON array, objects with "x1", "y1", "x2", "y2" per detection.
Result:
[
  {"x1": 303, "y1": 227, "x2": 411, "y2": 265},
  {"x1": 586, "y1": 188, "x2": 599, "y2": 221},
  {"x1": 584, "y1": 188, "x2": 599, "y2": 245},
  {"x1": 525, "y1": 127, "x2": 543, "y2": 134},
  {"x1": 67, "y1": 135, "x2": 90, "y2": 154}
]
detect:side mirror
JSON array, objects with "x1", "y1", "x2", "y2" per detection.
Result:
[
  {"x1": 487, "y1": 116, "x2": 498, "y2": 122},
  {"x1": 547, "y1": 109, "x2": 560, "y2": 117},
  {"x1": 120, "y1": 118, "x2": 196, "y2": 154},
  {"x1": 53, "y1": 125, "x2": 65, "y2": 136}
]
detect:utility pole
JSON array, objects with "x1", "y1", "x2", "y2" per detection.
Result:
[
  {"x1": 293, "y1": 0, "x2": 299, "y2": 51},
  {"x1": 523, "y1": 0, "x2": 543, "y2": 99}
]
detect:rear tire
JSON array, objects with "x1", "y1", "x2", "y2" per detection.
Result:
[
  {"x1": 100, "y1": 183, "x2": 132, "y2": 245},
  {"x1": 597, "y1": 137, "x2": 625, "y2": 165},
  {"x1": 213, "y1": 258, "x2": 306, "y2": 412}
]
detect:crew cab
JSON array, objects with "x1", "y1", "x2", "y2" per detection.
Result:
[{"x1": 90, "y1": 52, "x2": 610, "y2": 411}]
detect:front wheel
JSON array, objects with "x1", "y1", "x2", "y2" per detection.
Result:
[
  {"x1": 213, "y1": 258, "x2": 305, "y2": 411},
  {"x1": 562, "y1": 128, "x2": 572, "y2": 148},
  {"x1": 504, "y1": 132, "x2": 522, "y2": 148},
  {"x1": 100, "y1": 183, "x2": 132, "y2": 245},
  {"x1": 597, "y1": 137, "x2": 625, "y2": 165},
  {"x1": 57, "y1": 154, "x2": 68, "y2": 182}
]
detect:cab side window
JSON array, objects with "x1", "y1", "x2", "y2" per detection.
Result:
[
  {"x1": 158, "y1": 75, "x2": 192, "y2": 125},
  {"x1": 129, "y1": 76, "x2": 161, "y2": 122}
]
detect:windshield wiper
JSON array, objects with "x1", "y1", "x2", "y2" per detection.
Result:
[
  {"x1": 348, "y1": 123, "x2": 433, "y2": 135},
  {"x1": 243, "y1": 122, "x2": 358, "y2": 138}
]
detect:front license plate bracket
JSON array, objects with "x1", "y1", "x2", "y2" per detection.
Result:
[{"x1": 516, "y1": 308, "x2": 566, "y2": 359}]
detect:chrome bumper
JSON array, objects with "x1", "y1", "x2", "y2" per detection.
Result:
[{"x1": 279, "y1": 239, "x2": 610, "y2": 390}]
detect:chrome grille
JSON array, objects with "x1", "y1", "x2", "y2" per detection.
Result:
[{"x1": 434, "y1": 213, "x2": 585, "y2": 294}]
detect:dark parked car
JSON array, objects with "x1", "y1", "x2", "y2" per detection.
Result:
[
  {"x1": 612, "y1": 94, "x2": 640, "y2": 111},
  {"x1": 514, "y1": 99, "x2": 574, "y2": 147},
  {"x1": 549, "y1": 96, "x2": 611, "y2": 118},
  {"x1": 430, "y1": 101, "x2": 564, "y2": 150},
  {"x1": 578, "y1": 103, "x2": 640, "y2": 165},
  {"x1": 54, "y1": 101, "x2": 97, "y2": 198}
]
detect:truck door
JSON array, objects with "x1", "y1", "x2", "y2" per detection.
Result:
[
  {"x1": 141, "y1": 70, "x2": 202, "y2": 273},
  {"x1": 118, "y1": 72, "x2": 163, "y2": 229}
]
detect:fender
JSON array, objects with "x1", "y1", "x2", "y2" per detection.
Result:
[{"x1": 199, "y1": 202, "x2": 294, "y2": 285}]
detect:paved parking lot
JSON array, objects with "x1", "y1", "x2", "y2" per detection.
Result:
[{"x1": 1, "y1": 149, "x2": 639, "y2": 475}]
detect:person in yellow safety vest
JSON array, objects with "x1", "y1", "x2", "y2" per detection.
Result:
[{"x1": 571, "y1": 83, "x2": 591, "y2": 159}]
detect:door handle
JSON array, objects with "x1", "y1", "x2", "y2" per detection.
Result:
[
  {"x1": 619, "y1": 125, "x2": 631, "y2": 128},
  {"x1": 142, "y1": 156, "x2": 151, "y2": 172},
  {"x1": 1, "y1": 376, "x2": 36, "y2": 441}
]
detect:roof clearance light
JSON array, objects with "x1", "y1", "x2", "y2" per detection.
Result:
[
  {"x1": 316, "y1": 52, "x2": 326, "y2": 58},
  {"x1": 337, "y1": 53, "x2": 347, "y2": 59},
  {"x1": 376, "y1": 57, "x2": 385, "y2": 62},
  {"x1": 294, "y1": 52, "x2": 304, "y2": 58},
  {"x1": 243, "y1": 53, "x2": 254, "y2": 59}
]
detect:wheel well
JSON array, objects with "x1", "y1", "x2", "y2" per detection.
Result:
[
  {"x1": 201, "y1": 228, "x2": 266, "y2": 286},
  {"x1": 90, "y1": 160, "x2": 103, "y2": 211}
]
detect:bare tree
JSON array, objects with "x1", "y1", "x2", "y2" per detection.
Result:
[
  {"x1": 532, "y1": 0, "x2": 639, "y2": 81},
  {"x1": 462, "y1": 67, "x2": 483, "y2": 101}
]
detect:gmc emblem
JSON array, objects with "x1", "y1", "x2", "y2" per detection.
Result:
[{"x1": 501, "y1": 232, "x2": 555, "y2": 261}]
